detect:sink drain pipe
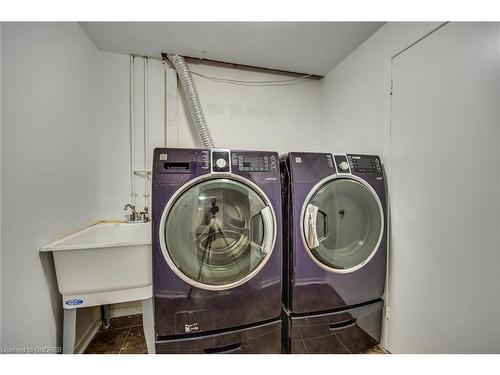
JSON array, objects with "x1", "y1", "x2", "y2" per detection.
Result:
[{"x1": 166, "y1": 54, "x2": 215, "y2": 149}]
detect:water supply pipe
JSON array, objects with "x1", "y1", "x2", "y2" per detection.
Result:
[
  {"x1": 143, "y1": 57, "x2": 150, "y2": 212},
  {"x1": 129, "y1": 54, "x2": 137, "y2": 207}
]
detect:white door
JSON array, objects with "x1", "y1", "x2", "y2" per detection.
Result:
[{"x1": 389, "y1": 22, "x2": 500, "y2": 353}]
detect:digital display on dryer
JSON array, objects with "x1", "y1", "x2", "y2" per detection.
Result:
[
  {"x1": 356, "y1": 159, "x2": 373, "y2": 169},
  {"x1": 239, "y1": 156, "x2": 268, "y2": 171}
]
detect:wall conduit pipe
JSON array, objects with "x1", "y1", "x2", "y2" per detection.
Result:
[
  {"x1": 129, "y1": 54, "x2": 136, "y2": 207},
  {"x1": 143, "y1": 57, "x2": 149, "y2": 212}
]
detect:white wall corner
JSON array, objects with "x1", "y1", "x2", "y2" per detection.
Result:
[{"x1": 1, "y1": 22, "x2": 100, "y2": 351}]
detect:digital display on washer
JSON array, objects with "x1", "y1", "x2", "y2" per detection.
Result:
[
  {"x1": 356, "y1": 159, "x2": 374, "y2": 169},
  {"x1": 239, "y1": 156, "x2": 268, "y2": 171}
]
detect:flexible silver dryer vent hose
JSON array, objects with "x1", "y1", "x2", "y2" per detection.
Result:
[{"x1": 167, "y1": 54, "x2": 215, "y2": 149}]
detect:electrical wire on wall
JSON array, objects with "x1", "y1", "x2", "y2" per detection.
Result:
[
  {"x1": 159, "y1": 52, "x2": 315, "y2": 87},
  {"x1": 162, "y1": 52, "x2": 317, "y2": 156},
  {"x1": 189, "y1": 71, "x2": 313, "y2": 86}
]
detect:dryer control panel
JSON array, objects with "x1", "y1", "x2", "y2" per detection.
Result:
[{"x1": 347, "y1": 154, "x2": 382, "y2": 175}]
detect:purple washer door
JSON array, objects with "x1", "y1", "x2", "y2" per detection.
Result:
[{"x1": 160, "y1": 177, "x2": 276, "y2": 291}]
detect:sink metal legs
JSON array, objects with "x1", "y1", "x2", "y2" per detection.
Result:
[{"x1": 101, "y1": 304, "x2": 111, "y2": 329}]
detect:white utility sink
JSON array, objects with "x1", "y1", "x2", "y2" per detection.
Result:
[
  {"x1": 40, "y1": 222, "x2": 152, "y2": 309},
  {"x1": 41, "y1": 221, "x2": 155, "y2": 354}
]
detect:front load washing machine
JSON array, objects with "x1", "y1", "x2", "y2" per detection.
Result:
[
  {"x1": 152, "y1": 148, "x2": 282, "y2": 353},
  {"x1": 280, "y1": 152, "x2": 387, "y2": 353}
]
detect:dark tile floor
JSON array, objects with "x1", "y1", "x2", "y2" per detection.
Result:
[
  {"x1": 84, "y1": 314, "x2": 147, "y2": 354},
  {"x1": 84, "y1": 314, "x2": 388, "y2": 354},
  {"x1": 365, "y1": 345, "x2": 389, "y2": 354}
]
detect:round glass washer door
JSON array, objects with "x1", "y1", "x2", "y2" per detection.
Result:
[
  {"x1": 301, "y1": 176, "x2": 384, "y2": 273},
  {"x1": 159, "y1": 176, "x2": 276, "y2": 290}
]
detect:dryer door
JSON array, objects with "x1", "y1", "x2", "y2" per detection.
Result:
[
  {"x1": 160, "y1": 177, "x2": 276, "y2": 290},
  {"x1": 302, "y1": 177, "x2": 384, "y2": 273}
]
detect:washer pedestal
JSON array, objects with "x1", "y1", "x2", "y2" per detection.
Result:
[
  {"x1": 282, "y1": 299, "x2": 383, "y2": 354},
  {"x1": 156, "y1": 319, "x2": 282, "y2": 354}
]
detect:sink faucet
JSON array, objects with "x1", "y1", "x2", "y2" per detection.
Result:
[
  {"x1": 123, "y1": 203, "x2": 149, "y2": 223},
  {"x1": 124, "y1": 204, "x2": 139, "y2": 222}
]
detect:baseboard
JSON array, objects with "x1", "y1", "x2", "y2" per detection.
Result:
[
  {"x1": 110, "y1": 301, "x2": 142, "y2": 318},
  {"x1": 74, "y1": 316, "x2": 101, "y2": 354}
]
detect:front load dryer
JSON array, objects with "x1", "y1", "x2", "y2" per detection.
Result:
[
  {"x1": 280, "y1": 152, "x2": 387, "y2": 353},
  {"x1": 152, "y1": 148, "x2": 282, "y2": 353}
]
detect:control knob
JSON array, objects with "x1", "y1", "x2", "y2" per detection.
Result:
[
  {"x1": 216, "y1": 158, "x2": 227, "y2": 169},
  {"x1": 339, "y1": 161, "x2": 349, "y2": 171}
]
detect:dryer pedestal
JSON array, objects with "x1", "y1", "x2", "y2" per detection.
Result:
[
  {"x1": 156, "y1": 319, "x2": 282, "y2": 354},
  {"x1": 282, "y1": 299, "x2": 383, "y2": 354}
]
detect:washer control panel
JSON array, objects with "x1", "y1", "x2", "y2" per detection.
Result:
[
  {"x1": 231, "y1": 152, "x2": 278, "y2": 173},
  {"x1": 211, "y1": 149, "x2": 231, "y2": 173},
  {"x1": 347, "y1": 154, "x2": 382, "y2": 174}
]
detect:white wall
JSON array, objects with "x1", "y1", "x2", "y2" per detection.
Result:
[
  {"x1": 320, "y1": 22, "x2": 500, "y2": 353},
  {"x1": 176, "y1": 63, "x2": 322, "y2": 153},
  {"x1": 388, "y1": 22, "x2": 500, "y2": 353},
  {"x1": 95, "y1": 52, "x2": 132, "y2": 220},
  {"x1": 320, "y1": 22, "x2": 443, "y2": 155},
  {"x1": 1, "y1": 23, "x2": 100, "y2": 351},
  {"x1": 97, "y1": 53, "x2": 322, "y2": 219}
]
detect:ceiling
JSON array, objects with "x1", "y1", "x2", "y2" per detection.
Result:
[{"x1": 80, "y1": 22, "x2": 384, "y2": 76}]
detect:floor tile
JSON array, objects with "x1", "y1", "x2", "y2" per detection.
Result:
[
  {"x1": 84, "y1": 329, "x2": 129, "y2": 354},
  {"x1": 131, "y1": 314, "x2": 144, "y2": 327},
  {"x1": 364, "y1": 345, "x2": 389, "y2": 354},
  {"x1": 120, "y1": 326, "x2": 147, "y2": 354}
]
